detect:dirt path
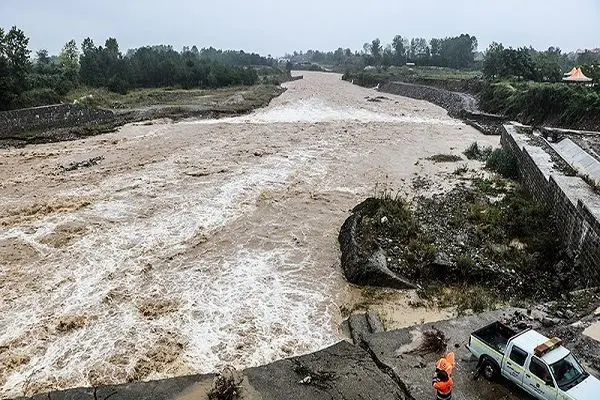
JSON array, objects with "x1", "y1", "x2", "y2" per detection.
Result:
[{"x1": 0, "y1": 71, "x2": 498, "y2": 398}]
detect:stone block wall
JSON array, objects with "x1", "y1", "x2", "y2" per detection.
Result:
[
  {"x1": 381, "y1": 81, "x2": 467, "y2": 118},
  {"x1": 0, "y1": 104, "x2": 115, "y2": 137},
  {"x1": 502, "y1": 125, "x2": 600, "y2": 284}
]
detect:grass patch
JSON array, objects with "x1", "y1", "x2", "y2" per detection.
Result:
[
  {"x1": 67, "y1": 84, "x2": 282, "y2": 110},
  {"x1": 355, "y1": 193, "x2": 418, "y2": 245},
  {"x1": 427, "y1": 154, "x2": 463, "y2": 163},
  {"x1": 472, "y1": 177, "x2": 508, "y2": 196},
  {"x1": 464, "y1": 142, "x2": 493, "y2": 161},
  {"x1": 453, "y1": 163, "x2": 469, "y2": 175}
]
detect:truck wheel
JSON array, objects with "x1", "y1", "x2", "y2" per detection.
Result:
[{"x1": 481, "y1": 358, "x2": 499, "y2": 381}]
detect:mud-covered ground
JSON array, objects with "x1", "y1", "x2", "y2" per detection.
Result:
[{"x1": 0, "y1": 71, "x2": 499, "y2": 397}]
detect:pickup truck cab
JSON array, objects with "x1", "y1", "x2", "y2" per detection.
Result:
[{"x1": 467, "y1": 321, "x2": 600, "y2": 400}]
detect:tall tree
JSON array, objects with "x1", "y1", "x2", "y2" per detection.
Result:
[
  {"x1": 80, "y1": 38, "x2": 102, "y2": 86},
  {"x1": 59, "y1": 39, "x2": 80, "y2": 83},
  {"x1": 392, "y1": 35, "x2": 407, "y2": 65},
  {"x1": 370, "y1": 38, "x2": 382, "y2": 65},
  {"x1": 410, "y1": 38, "x2": 430, "y2": 64},
  {"x1": 35, "y1": 49, "x2": 51, "y2": 73},
  {"x1": 0, "y1": 26, "x2": 31, "y2": 110}
]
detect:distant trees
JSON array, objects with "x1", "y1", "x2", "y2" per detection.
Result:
[
  {"x1": 0, "y1": 25, "x2": 272, "y2": 111},
  {"x1": 313, "y1": 33, "x2": 479, "y2": 69},
  {"x1": 577, "y1": 51, "x2": 600, "y2": 83},
  {"x1": 483, "y1": 43, "x2": 573, "y2": 82},
  {"x1": 483, "y1": 43, "x2": 537, "y2": 80},
  {"x1": 409, "y1": 38, "x2": 429, "y2": 64},
  {"x1": 290, "y1": 33, "x2": 477, "y2": 70},
  {"x1": 79, "y1": 40, "x2": 261, "y2": 92}
]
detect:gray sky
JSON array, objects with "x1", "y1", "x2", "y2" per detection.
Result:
[{"x1": 1, "y1": 0, "x2": 599, "y2": 56}]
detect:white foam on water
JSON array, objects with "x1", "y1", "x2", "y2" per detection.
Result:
[
  {"x1": 0, "y1": 147, "x2": 337, "y2": 398},
  {"x1": 185, "y1": 98, "x2": 462, "y2": 125},
  {"x1": 177, "y1": 248, "x2": 338, "y2": 371}
]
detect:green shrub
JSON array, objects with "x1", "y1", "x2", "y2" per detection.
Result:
[
  {"x1": 486, "y1": 148, "x2": 518, "y2": 178},
  {"x1": 479, "y1": 81, "x2": 600, "y2": 128},
  {"x1": 356, "y1": 193, "x2": 419, "y2": 244},
  {"x1": 463, "y1": 142, "x2": 493, "y2": 161},
  {"x1": 453, "y1": 163, "x2": 469, "y2": 175},
  {"x1": 12, "y1": 88, "x2": 62, "y2": 108},
  {"x1": 427, "y1": 154, "x2": 462, "y2": 163}
]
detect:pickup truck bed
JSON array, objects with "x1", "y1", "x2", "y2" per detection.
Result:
[{"x1": 472, "y1": 321, "x2": 518, "y2": 355}]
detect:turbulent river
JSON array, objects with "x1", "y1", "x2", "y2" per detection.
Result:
[{"x1": 0, "y1": 72, "x2": 498, "y2": 398}]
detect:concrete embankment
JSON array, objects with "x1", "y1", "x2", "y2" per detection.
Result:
[{"x1": 379, "y1": 81, "x2": 507, "y2": 135}]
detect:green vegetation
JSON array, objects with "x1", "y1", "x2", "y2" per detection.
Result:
[
  {"x1": 67, "y1": 84, "x2": 281, "y2": 110},
  {"x1": 287, "y1": 33, "x2": 478, "y2": 72},
  {"x1": 479, "y1": 82, "x2": 600, "y2": 128},
  {"x1": 427, "y1": 154, "x2": 463, "y2": 163},
  {"x1": 463, "y1": 143, "x2": 518, "y2": 179},
  {"x1": 463, "y1": 142, "x2": 493, "y2": 161},
  {"x1": 358, "y1": 179, "x2": 572, "y2": 311},
  {"x1": 485, "y1": 148, "x2": 519, "y2": 179},
  {"x1": 471, "y1": 177, "x2": 508, "y2": 196},
  {"x1": 356, "y1": 193, "x2": 418, "y2": 245},
  {"x1": 0, "y1": 25, "x2": 288, "y2": 111}
]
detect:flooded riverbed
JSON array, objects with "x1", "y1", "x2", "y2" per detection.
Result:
[{"x1": 0, "y1": 72, "x2": 498, "y2": 397}]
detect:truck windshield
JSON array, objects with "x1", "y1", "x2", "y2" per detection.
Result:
[{"x1": 550, "y1": 354, "x2": 588, "y2": 390}]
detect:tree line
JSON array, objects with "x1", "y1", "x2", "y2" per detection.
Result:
[
  {"x1": 288, "y1": 35, "x2": 599, "y2": 85},
  {"x1": 482, "y1": 42, "x2": 600, "y2": 82},
  {"x1": 286, "y1": 34, "x2": 479, "y2": 70},
  {"x1": 0, "y1": 26, "x2": 275, "y2": 111}
]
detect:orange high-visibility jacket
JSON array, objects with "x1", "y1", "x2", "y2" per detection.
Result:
[
  {"x1": 436, "y1": 352, "x2": 456, "y2": 376},
  {"x1": 433, "y1": 377, "x2": 454, "y2": 395}
]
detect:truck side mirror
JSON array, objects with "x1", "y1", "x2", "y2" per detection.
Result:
[{"x1": 545, "y1": 379, "x2": 554, "y2": 387}]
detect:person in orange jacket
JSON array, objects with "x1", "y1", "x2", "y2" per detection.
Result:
[
  {"x1": 432, "y1": 369, "x2": 454, "y2": 400},
  {"x1": 433, "y1": 352, "x2": 455, "y2": 399},
  {"x1": 436, "y1": 352, "x2": 456, "y2": 377}
]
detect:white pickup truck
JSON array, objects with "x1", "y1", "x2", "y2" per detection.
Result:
[{"x1": 467, "y1": 321, "x2": 600, "y2": 400}]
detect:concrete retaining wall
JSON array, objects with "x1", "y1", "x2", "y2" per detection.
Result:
[
  {"x1": 502, "y1": 125, "x2": 600, "y2": 285},
  {"x1": 380, "y1": 81, "x2": 468, "y2": 118},
  {"x1": 0, "y1": 104, "x2": 115, "y2": 137},
  {"x1": 379, "y1": 81, "x2": 506, "y2": 135}
]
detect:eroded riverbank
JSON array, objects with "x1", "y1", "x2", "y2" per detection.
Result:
[{"x1": 0, "y1": 71, "x2": 498, "y2": 397}]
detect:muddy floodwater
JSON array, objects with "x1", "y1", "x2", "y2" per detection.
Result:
[{"x1": 0, "y1": 72, "x2": 498, "y2": 397}]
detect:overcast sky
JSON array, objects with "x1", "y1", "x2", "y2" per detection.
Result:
[{"x1": 1, "y1": 0, "x2": 599, "y2": 56}]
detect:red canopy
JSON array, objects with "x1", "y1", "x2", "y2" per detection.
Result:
[{"x1": 563, "y1": 67, "x2": 593, "y2": 82}]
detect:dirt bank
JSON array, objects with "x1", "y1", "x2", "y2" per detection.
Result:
[{"x1": 0, "y1": 85, "x2": 285, "y2": 148}]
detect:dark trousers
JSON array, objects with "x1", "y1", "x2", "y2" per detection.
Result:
[{"x1": 436, "y1": 391, "x2": 452, "y2": 400}]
